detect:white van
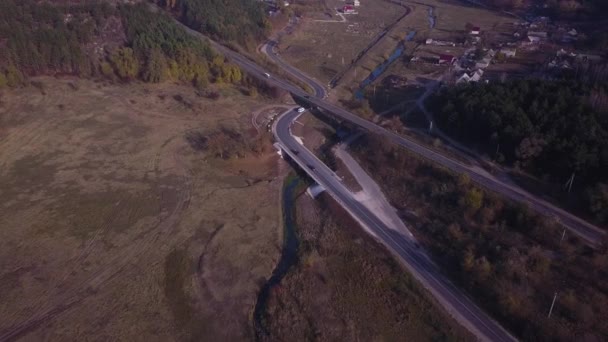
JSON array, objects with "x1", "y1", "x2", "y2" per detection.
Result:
[{"x1": 297, "y1": 107, "x2": 306, "y2": 113}]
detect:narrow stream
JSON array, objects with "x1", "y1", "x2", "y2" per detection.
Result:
[{"x1": 252, "y1": 176, "x2": 300, "y2": 339}]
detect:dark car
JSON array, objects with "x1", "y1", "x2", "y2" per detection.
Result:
[
  {"x1": 291, "y1": 148, "x2": 299, "y2": 155},
  {"x1": 307, "y1": 164, "x2": 315, "y2": 171}
]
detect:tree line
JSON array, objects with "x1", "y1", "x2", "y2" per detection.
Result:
[
  {"x1": 352, "y1": 134, "x2": 608, "y2": 341},
  {"x1": 157, "y1": 0, "x2": 270, "y2": 47},
  {"x1": 0, "y1": 1, "x2": 252, "y2": 90},
  {"x1": 0, "y1": 0, "x2": 114, "y2": 84},
  {"x1": 430, "y1": 79, "x2": 608, "y2": 224}
]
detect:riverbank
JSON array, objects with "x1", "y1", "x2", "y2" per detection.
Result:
[
  {"x1": 258, "y1": 191, "x2": 475, "y2": 341},
  {"x1": 252, "y1": 174, "x2": 305, "y2": 339}
]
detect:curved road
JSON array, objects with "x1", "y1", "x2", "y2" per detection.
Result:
[
  {"x1": 165, "y1": 0, "x2": 606, "y2": 248},
  {"x1": 259, "y1": 40, "x2": 605, "y2": 248},
  {"x1": 171, "y1": 12, "x2": 605, "y2": 341},
  {"x1": 273, "y1": 108, "x2": 517, "y2": 342}
]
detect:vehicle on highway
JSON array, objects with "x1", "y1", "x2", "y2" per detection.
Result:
[
  {"x1": 307, "y1": 164, "x2": 315, "y2": 171},
  {"x1": 264, "y1": 72, "x2": 271, "y2": 78},
  {"x1": 291, "y1": 148, "x2": 299, "y2": 155},
  {"x1": 297, "y1": 107, "x2": 306, "y2": 113}
]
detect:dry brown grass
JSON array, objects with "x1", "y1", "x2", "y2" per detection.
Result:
[
  {"x1": 277, "y1": 0, "x2": 404, "y2": 84},
  {"x1": 0, "y1": 77, "x2": 283, "y2": 341},
  {"x1": 262, "y1": 191, "x2": 474, "y2": 341}
]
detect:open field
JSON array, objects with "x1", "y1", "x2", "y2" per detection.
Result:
[
  {"x1": 0, "y1": 78, "x2": 282, "y2": 341},
  {"x1": 354, "y1": 0, "x2": 515, "y2": 91},
  {"x1": 261, "y1": 190, "x2": 474, "y2": 341},
  {"x1": 277, "y1": 0, "x2": 404, "y2": 84}
]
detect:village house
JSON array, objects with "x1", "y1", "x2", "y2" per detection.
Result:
[
  {"x1": 438, "y1": 54, "x2": 457, "y2": 65},
  {"x1": 500, "y1": 48, "x2": 516, "y2": 58}
]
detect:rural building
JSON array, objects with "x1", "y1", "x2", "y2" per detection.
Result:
[
  {"x1": 426, "y1": 38, "x2": 456, "y2": 47},
  {"x1": 457, "y1": 69, "x2": 484, "y2": 84},
  {"x1": 500, "y1": 48, "x2": 516, "y2": 57},
  {"x1": 527, "y1": 36, "x2": 541, "y2": 43},
  {"x1": 528, "y1": 31, "x2": 548, "y2": 38},
  {"x1": 343, "y1": 5, "x2": 355, "y2": 13},
  {"x1": 576, "y1": 54, "x2": 603, "y2": 62},
  {"x1": 475, "y1": 50, "x2": 495, "y2": 68},
  {"x1": 470, "y1": 26, "x2": 480, "y2": 35},
  {"x1": 438, "y1": 54, "x2": 456, "y2": 65}
]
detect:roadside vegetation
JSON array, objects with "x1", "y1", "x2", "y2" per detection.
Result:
[
  {"x1": 430, "y1": 79, "x2": 608, "y2": 226},
  {"x1": 351, "y1": 134, "x2": 608, "y2": 341},
  {"x1": 261, "y1": 192, "x2": 474, "y2": 341}
]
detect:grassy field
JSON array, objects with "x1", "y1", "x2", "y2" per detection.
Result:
[
  {"x1": 260, "y1": 191, "x2": 474, "y2": 341},
  {"x1": 0, "y1": 78, "x2": 283, "y2": 341},
  {"x1": 277, "y1": 0, "x2": 404, "y2": 84},
  {"x1": 279, "y1": 0, "x2": 517, "y2": 102}
]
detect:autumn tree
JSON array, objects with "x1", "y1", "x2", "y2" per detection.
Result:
[
  {"x1": 110, "y1": 47, "x2": 140, "y2": 80},
  {"x1": 462, "y1": 188, "x2": 484, "y2": 212},
  {"x1": 0, "y1": 72, "x2": 7, "y2": 88},
  {"x1": 5, "y1": 64, "x2": 24, "y2": 87},
  {"x1": 143, "y1": 48, "x2": 166, "y2": 83}
]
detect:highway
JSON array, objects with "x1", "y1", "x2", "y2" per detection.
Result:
[
  {"x1": 171, "y1": 12, "x2": 603, "y2": 341},
  {"x1": 273, "y1": 108, "x2": 517, "y2": 342},
  {"x1": 182, "y1": 15, "x2": 520, "y2": 341},
  {"x1": 167, "y1": 0, "x2": 605, "y2": 248},
  {"x1": 250, "y1": 38, "x2": 605, "y2": 247}
]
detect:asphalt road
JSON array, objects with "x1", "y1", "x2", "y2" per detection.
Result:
[
  {"x1": 181, "y1": 17, "x2": 520, "y2": 341},
  {"x1": 260, "y1": 40, "x2": 605, "y2": 247},
  {"x1": 171, "y1": 14, "x2": 599, "y2": 341},
  {"x1": 165, "y1": 0, "x2": 606, "y2": 247},
  {"x1": 273, "y1": 108, "x2": 517, "y2": 342}
]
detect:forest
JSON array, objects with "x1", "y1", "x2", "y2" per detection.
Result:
[
  {"x1": 430, "y1": 80, "x2": 608, "y2": 224},
  {"x1": 352, "y1": 134, "x2": 608, "y2": 341},
  {"x1": 158, "y1": 0, "x2": 269, "y2": 47},
  {"x1": 0, "y1": 0, "x2": 114, "y2": 83},
  {"x1": 0, "y1": 1, "x2": 251, "y2": 89}
]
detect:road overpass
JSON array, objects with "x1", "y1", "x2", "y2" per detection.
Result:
[
  {"x1": 167, "y1": 0, "x2": 606, "y2": 248},
  {"x1": 273, "y1": 107, "x2": 517, "y2": 342}
]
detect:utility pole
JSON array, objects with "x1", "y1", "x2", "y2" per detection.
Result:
[
  {"x1": 548, "y1": 292, "x2": 558, "y2": 319},
  {"x1": 568, "y1": 172, "x2": 575, "y2": 193},
  {"x1": 429, "y1": 120, "x2": 433, "y2": 132},
  {"x1": 560, "y1": 228, "x2": 566, "y2": 244}
]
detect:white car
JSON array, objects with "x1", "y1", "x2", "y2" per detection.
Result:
[
  {"x1": 264, "y1": 72, "x2": 271, "y2": 78},
  {"x1": 297, "y1": 107, "x2": 306, "y2": 113}
]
